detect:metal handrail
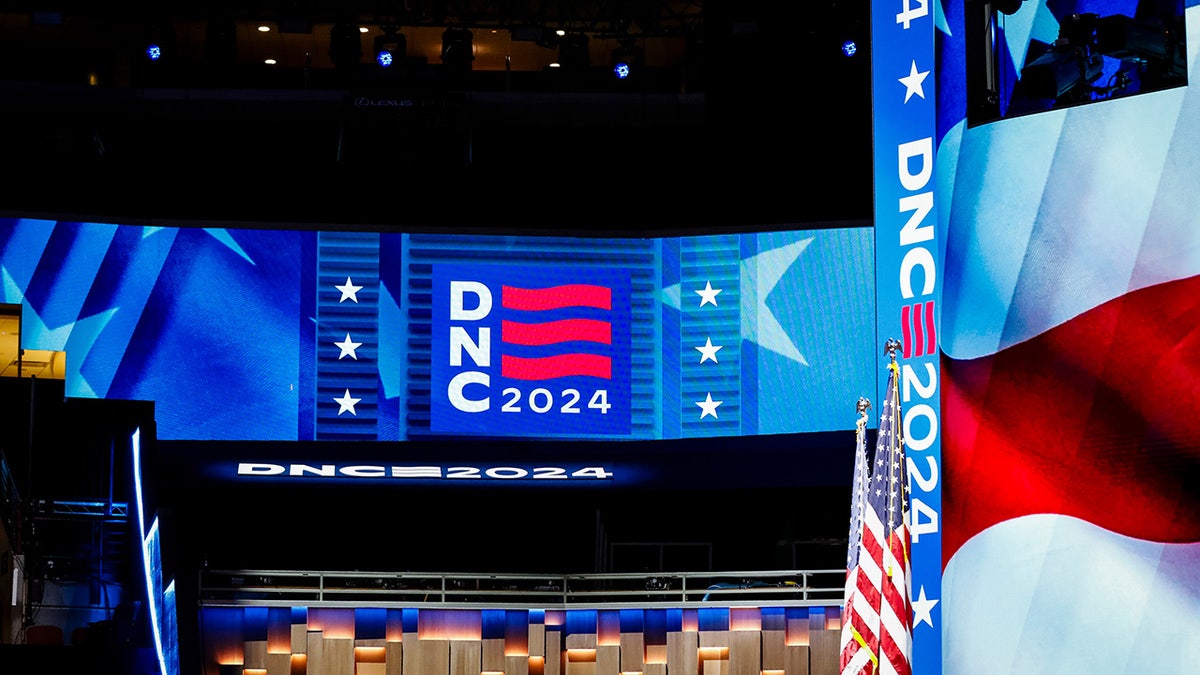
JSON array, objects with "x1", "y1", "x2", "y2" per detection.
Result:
[{"x1": 198, "y1": 568, "x2": 847, "y2": 608}]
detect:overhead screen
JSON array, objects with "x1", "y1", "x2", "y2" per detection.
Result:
[
  {"x1": 939, "y1": 0, "x2": 1199, "y2": 672},
  {"x1": 0, "y1": 219, "x2": 878, "y2": 488}
]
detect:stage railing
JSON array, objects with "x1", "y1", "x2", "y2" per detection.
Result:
[{"x1": 198, "y1": 568, "x2": 846, "y2": 608}]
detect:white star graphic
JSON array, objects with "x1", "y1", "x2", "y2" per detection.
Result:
[
  {"x1": 695, "y1": 281, "x2": 722, "y2": 307},
  {"x1": 695, "y1": 337, "x2": 723, "y2": 363},
  {"x1": 334, "y1": 333, "x2": 362, "y2": 360},
  {"x1": 912, "y1": 585, "x2": 939, "y2": 628},
  {"x1": 900, "y1": 60, "x2": 930, "y2": 104},
  {"x1": 336, "y1": 276, "x2": 363, "y2": 303},
  {"x1": 659, "y1": 236, "x2": 813, "y2": 366},
  {"x1": 334, "y1": 389, "x2": 361, "y2": 416},
  {"x1": 695, "y1": 393, "x2": 723, "y2": 419}
]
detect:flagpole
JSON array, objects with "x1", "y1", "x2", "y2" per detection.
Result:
[{"x1": 883, "y1": 337, "x2": 902, "y2": 546}]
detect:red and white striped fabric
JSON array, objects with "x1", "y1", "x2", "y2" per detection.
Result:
[
  {"x1": 842, "y1": 361, "x2": 912, "y2": 675},
  {"x1": 841, "y1": 404, "x2": 879, "y2": 675}
]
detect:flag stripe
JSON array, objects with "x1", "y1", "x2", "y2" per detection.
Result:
[
  {"x1": 500, "y1": 353, "x2": 612, "y2": 380},
  {"x1": 923, "y1": 301, "x2": 936, "y2": 356},
  {"x1": 501, "y1": 284, "x2": 612, "y2": 311},
  {"x1": 842, "y1": 360, "x2": 912, "y2": 675},
  {"x1": 501, "y1": 318, "x2": 612, "y2": 346}
]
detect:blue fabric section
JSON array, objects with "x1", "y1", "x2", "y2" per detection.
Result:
[
  {"x1": 505, "y1": 610, "x2": 529, "y2": 642},
  {"x1": 243, "y1": 607, "x2": 269, "y2": 641},
  {"x1": 697, "y1": 607, "x2": 728, "y2": 632},
  {"x1": 402, "y1": 608, "x2": 419, "y2": 633},
  {"x1": 355, "y1": 607, "x2": 387, "y2": 640},
  {"x1": 618, "y1": 608, "x2": 643, "y2": 632},
  {"x1": 481, "y1": 609, "x2": 506, "y2": 640},
  {"x1": 761, "y1": 607, "x2": 786, "y2": 631},
  {"x1": 564, "y1": 609, "x2": 597, "y2": 637},
  {"x1": 643, "y1": 609, "x2": 667, "y2": 644},
  {"x1": 666, "y1": 608, "x2": 683, "y2": 633}
]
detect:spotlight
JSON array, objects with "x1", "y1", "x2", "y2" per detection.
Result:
[
  {"x1": 992, "y1": 0, "x2": 1027, "y2": 16},
  {"x1": 441, "y1": 26, "x2": 474, "y2": 71},
  {"x1": 205, "y1": 19, "x2": 238, "y2": 68},
  {"x1": 329, "y1": 23, "x2": 364, "y2": 72},
  {"x1": 558, "y1": 32, "x2": 590, "y2": 69},
  {"x1": 1019, "y1": 13, "x2": 1104, "y2": 100},
  {"x1": 842, "y1": 40, "x2": 858, "y2": 57},
  {"x1": 374, "y1": 26, "x2": 407, "y2": 68},
  {"x1": 611, "y1": 38, "x2": 642, "y2": 80},
  {"x1": 140, "y1": 22, "x2": 176, "y2": 65}
]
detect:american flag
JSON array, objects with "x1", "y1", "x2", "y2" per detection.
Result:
[
  {"x1": 842, "y1": 357, "x2": 912, "y2": 675},
  {"x1": 840, "y1": 397, "x2": 878, "y2": 674}
]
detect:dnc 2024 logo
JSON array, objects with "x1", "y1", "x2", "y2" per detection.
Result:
[{"x1": 431, "y1": 264, "x2": 632, "y2": 436}]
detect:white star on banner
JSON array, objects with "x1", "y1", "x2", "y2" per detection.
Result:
[
  {"x1": 912, "y1": 585, "x2": 939, "y2": 628},
  {"x1": 695, "y1": 281, "x2": 722, "y2": 307},
  {"x1": 334, "y1": 333, "x2": 362, "y2": 360},
  {"x1": 900, "y1": 60, "x2": 930, "y2": 103},
  {"x1": 334, "y1": 389, "x2": 361, "y2": 416},
  {"x1": 336, "y1": 277, "x2": 363, "y2": 303},
  {"x1": 695, "y1": 337, "x2": 723, "y2": 363},
  {"x1": 696, "y1": 393, "x2": 722, "y2": 419}
]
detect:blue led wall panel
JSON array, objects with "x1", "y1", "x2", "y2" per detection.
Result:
[{"x1": 0, "y1": 221, "x2": 875, "y2": 445}]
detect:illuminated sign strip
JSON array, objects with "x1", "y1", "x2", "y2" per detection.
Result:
[{"x1": 872, "y1": 0, "x2": 942, "y2": 672}]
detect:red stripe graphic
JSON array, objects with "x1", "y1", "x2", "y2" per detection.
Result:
[
  {"x1": 502, "y1": 353, "x2": 612, "y2": 380},
  {"x1": 923, "y1": 301, "x2": 936, "y2": 356},
  {"x1": 502, "y1": 319, "x2": 611, "y2": 346},
  {"x1": 900, "y1": 302, "x2": 938, "y2": 357},
  {"x1": 502, "y1": 284, "x2": 612, "y2": 311},
  {"x1": 901, "y1": 304, "x2": 913, "y2": 358},
  {"x1": 942, "y1": 274, "x2": 1200, "y2": 566},
  {"x1": 912, "y1": 302, "x2": 925, "y2": 357}
]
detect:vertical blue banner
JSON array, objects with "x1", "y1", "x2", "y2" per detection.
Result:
[{"x1": 872, "y1": 1, "x2": 942, "y2": 674}]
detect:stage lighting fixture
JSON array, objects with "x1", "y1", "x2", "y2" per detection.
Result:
[
  {"x1": 842, "y1": 40, "x2": 858, "y2": 57},
  {"x1": 329, "y1": 23, "x2": 364, "y2": 71},
  {"x1": 205, "y1": 19, "x2": 238, "y2": 67},
  {"x1": 558, "y1": 32, "x2": 591, "y2": 70},
  {"x1": 441, "y1": 26, "x2": 475, "y2": 71},
  {"x1": 1019, "y1": 13, "x2": 1104, "y2": 100},
  {"x1": 611, "y1": 39, "x2": 642, "y2": 80},
  {"x1": 1096, "y1": 13, "x2": 1180, "y2": 66},
  {"x1": 139, "y1": 22, "x2": 177, "y2": 65},
  {"x1": 374, "y1": 26, "x2": 407, "y2": 68},
  {"x1": 991, "y1": 0, "x2": 1026, "y2": 15}
]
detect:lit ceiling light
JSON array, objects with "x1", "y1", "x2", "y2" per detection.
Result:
[
  {"x1": 257, "y1": 25, "x2": 271, "y2": 33},
  {"x1": 264, "y1": 58, "x2": 277, "y2": 65},
  {"x1": 359, "y1": 26, "x2": 369, "y2": 34},
  {"x1": 146, "y1": 44, "x2": 162, "y2": 61}
]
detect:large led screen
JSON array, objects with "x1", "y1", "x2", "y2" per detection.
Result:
[
  {"x1": 938, "y1": 0, "x2": 1200, "y2": 672},
  {"x1": 0, "y1": 220, "x2": 878, "y2": 488}
]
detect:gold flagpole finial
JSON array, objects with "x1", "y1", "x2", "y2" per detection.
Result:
[{"x1": 884, "y1": 337, "x2": 902, "y2": 360}]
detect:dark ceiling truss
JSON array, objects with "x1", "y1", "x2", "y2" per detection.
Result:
[{"x1": 9, "y1": 1, "x2": 703, "y2": 38}]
